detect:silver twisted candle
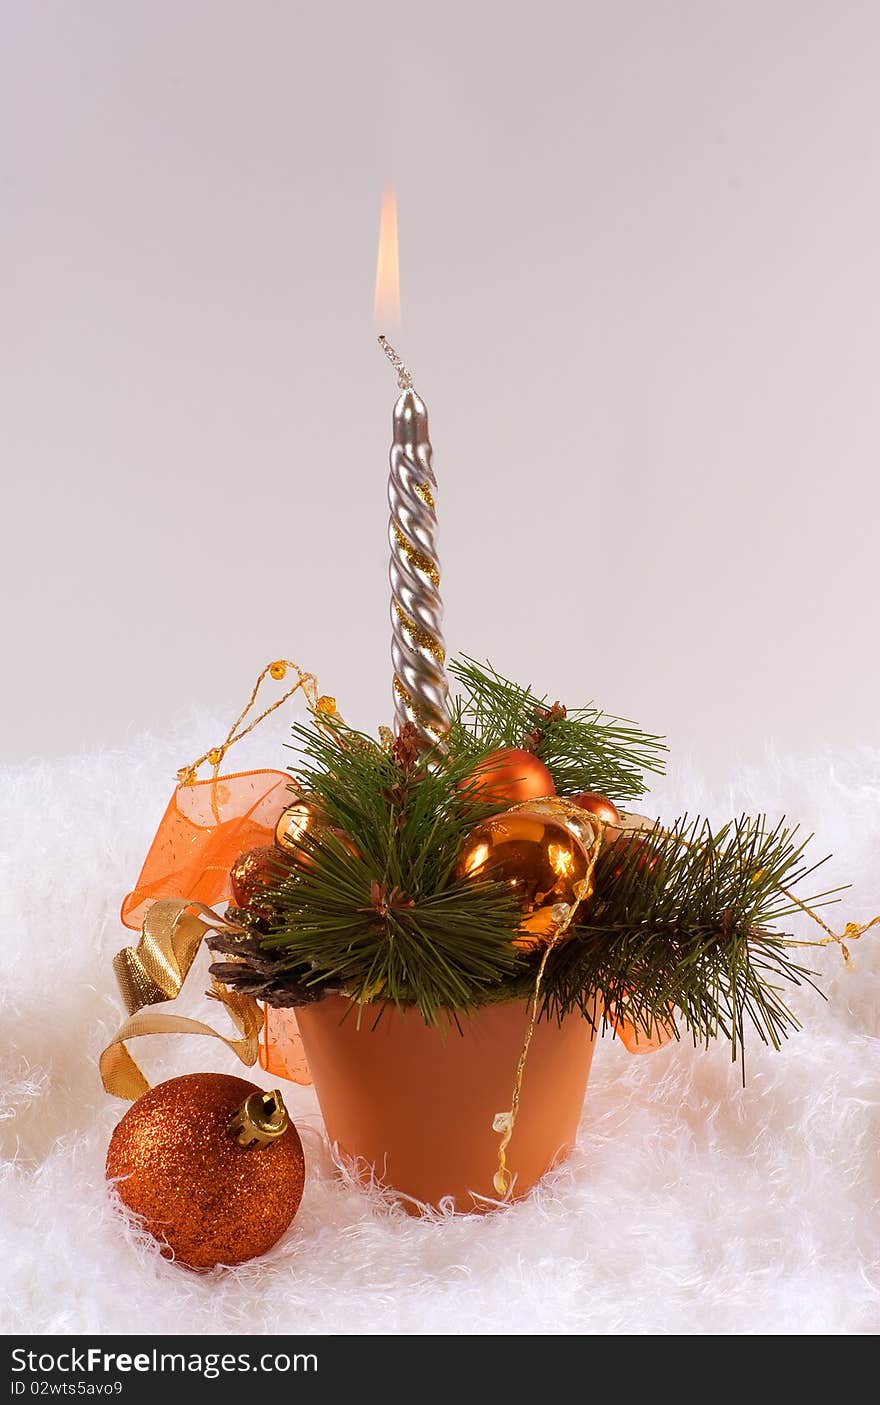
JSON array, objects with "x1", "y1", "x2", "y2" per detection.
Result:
[{"x1": 380, "y1": 336, "x2": 452, "y2": 745}]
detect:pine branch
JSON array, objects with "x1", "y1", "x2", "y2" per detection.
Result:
[
  {"x1": 448, "y1": 655, "x2": 666, "y2": 803},
  {"x1": 537, "y1": 815, "x2": 828, "y2": 1055},
  {"x1": 264, "y1": 717, "x2": 527, "y2": 1021},
  {"x1": 215, "y1": 661, "x2": 834, "y2": 1059}
]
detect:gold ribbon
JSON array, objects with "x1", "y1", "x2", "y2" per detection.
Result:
[{"x1": 100, "y1": 898, "x2": 262, "y2": 1101}]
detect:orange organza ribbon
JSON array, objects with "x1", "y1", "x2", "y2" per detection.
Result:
[
  {"x1": 116, "y1": 768, "x2": 313, "y2": 1088},
  {"x1": 102, "y1": 659, "x2": 350, "y2": 1096},
  {"x1": 611, "y1": 1003, "x2": 677, "y2": 1054},
  {"x1": 106, "y1": 768, "x2": 314, "y2": 1093},
  {"x1": 260, "y1": 1005, "x2": 312, "y2": 1084},
  {"x1": 121, "y1": 769, "x2": 295, "y2": 931}
]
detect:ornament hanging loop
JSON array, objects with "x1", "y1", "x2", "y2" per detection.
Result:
[{"x1": 228, "y1": 1090, "x2": 290, "y2": 1148}]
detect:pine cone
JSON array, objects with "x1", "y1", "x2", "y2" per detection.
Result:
[
  {"x1": 209, "y1": 959, "x2": 320, "y2": 1008},
  {"x1": 207, "y1": 929, "x2": 326, "y2": 1008}
]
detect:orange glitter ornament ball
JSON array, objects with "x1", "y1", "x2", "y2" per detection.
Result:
[
  {"x1": 461, "y1": 748, "x2": 555, "y2": 806},
  {"x1": 106, "y1": 1073, "x2": 305, "y2": 1271},
  {"x1": 229, "y1": 845, "x2": 289, "y2": 923}
]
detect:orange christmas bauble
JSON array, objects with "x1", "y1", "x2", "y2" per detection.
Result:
[
  {"x1": 511, "y1": 796, "x2": 598, "y2": 855},
  {"x1": 274, "y1": 800, "x2": 359, "y2": 867},
  {"x1": 462, "y1": 748, "x2": 555, "y2": 805},
  {"x1": 597, "y1": 813, "x2": 660, "y2": 882},
  {"x1": 106, "y1": 1073, "x2": 305, "y2": 1271},
  {"x1": 569, "y1": 792, "x2": 621, "y2": 828},
  {"x1": 456, "y1": 807, "x2": 593, "y2": 949},
  {"x1": 604, "y1": 834, "x2": 658, "y2": 880}
]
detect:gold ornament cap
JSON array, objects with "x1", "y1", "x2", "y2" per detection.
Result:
[{"x1": 228, "y1": 1089, "x2": 290, "y2": 1148}]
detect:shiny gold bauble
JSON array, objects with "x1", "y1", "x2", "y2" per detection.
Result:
[
  {"x1": 106, "y1": 1073, "x2": 305, "y2": 1271},
  {"x1": 510, "y1": 796, "x2": 598, "y2": 855},
  {"x1": 229, "y1": 845, "x2": 289, "y2": 923},
  {"x1": 274, "y1": 800, "x2": 359, "y2": 866},
  {"x1": 569, "y1": 791, "x2": 622, "y2": 828},
  {"x1": 456, "y1": 808, "x2": 594, "y2": 949},
  {"x1": 461, "y1": 748, "x2": 556, "y2": 806}
]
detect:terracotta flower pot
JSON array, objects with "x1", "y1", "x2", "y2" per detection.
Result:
[{"x1": 261, "y1": 996, "x2": 597, "y2": 1213}]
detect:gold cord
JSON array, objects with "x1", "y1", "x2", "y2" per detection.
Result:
[
  {"x1": 776, "y1": 892, "x2": 880, "y2": 966},
  {"x1": 175, "y1": 660, "x2": 339, "y2": 823},
  {"x1": 652, "y1": 822, "x2": 879, "y2": 967},
  {"x1": 493, "y1": 810, "x2": 608, "y2": 1197}
]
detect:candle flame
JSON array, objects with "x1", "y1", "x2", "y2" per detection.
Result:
[{"x1": 374, "y1": 184, "x2": 401, "y2": 328}]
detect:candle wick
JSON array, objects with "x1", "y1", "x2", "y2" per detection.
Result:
[{"x1": 378, "y1": 334, "x2": 414, "y2": 392}]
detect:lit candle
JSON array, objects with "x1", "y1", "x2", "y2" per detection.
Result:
[
  {"x1": 380, "y1": 336, "x2": 451, "y2": 745},
  {"x1": 374, "y1": 186, "x2": 451, "y2": 745}
]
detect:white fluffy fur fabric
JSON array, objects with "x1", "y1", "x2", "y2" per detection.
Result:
[{"x1": 1, "y1": 709, "x2": 878, "y2": 1336}]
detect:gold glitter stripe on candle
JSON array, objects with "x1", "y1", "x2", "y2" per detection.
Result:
[
  {"x1": 393, "y1": 600, "x2": 446, "y2": 664},
  {"x1": 392, "y1": 676, "x2": 446, "y2": 739},
  {"x1": 393, "y1": 675, "x2": 414, "y2": 705},
  {"x1": 392, "y1": 523, "x2": 441, "y2": 588},
  {"x1": 415, "y1": 482, "x2": 435, "y2": 511}
]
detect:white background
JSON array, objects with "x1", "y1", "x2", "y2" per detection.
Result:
[{"x1": 3, "y1": 1, "x2": 879, "y2": 779}]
